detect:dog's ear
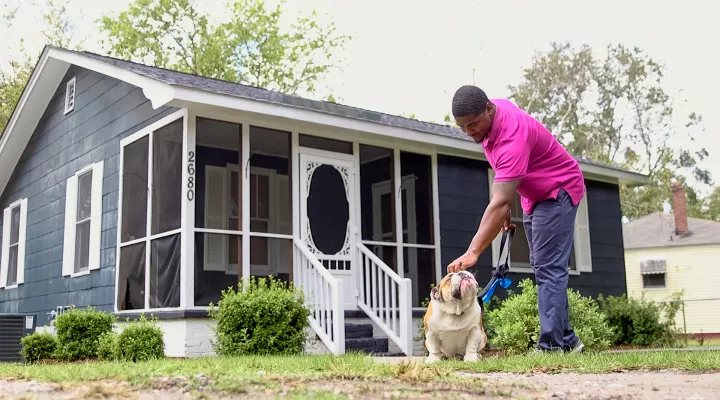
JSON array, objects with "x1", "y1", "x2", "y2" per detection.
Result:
[{"x1": 430, "y1": 286, "x2": 442, "y2": 301}]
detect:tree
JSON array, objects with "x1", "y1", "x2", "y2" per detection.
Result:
[
  {"x1": 99, "y1": 0, "x2": 350, "y2": 96},
  {"x1": 508, "y1": 42, "x2": 712, "y2": 220}
]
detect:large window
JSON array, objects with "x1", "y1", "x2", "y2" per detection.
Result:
[
  {"x1": 117, "y1": 114, "x2": 183, "y2": 311},
  {"x1": 1, "y1": 198, "x2": 27, "y2": 289},
  {"x1": 360, "y1": 145, "x2": 438, "y2": 307},
  {"x1": 62, "y1": 161, "x2": 104, "y2": 277},
  {"x1": 488, "y1": 169, "x2": 591, "y2": 273}
]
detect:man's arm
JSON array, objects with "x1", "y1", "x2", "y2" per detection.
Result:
[{"x1": 447, "y1": 179, "x2": 520, "y2": 272}]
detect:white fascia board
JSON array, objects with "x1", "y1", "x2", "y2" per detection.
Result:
[{"x1": 170, "y1": 87, "x2": 649, "y2": 187}]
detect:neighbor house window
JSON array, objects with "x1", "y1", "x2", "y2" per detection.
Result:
[
  {"x1": 62, "y1": 161, "x2": 104, "y2": 276},
  {"x1": 64, "y1": 76, "x2": 76, "y2": 114},
  {"x1": 488, "y1": 169, "x2": 592, "y2": 273},
  {"x1": 117, "y1": 111, "x2": 184, "y2": 311},
  {"x1": 640, "y1": 258, "x2": 666, "y2": 289},
  {"x1": 1, "y1": 198, "x2": 28, "y2": 289}
]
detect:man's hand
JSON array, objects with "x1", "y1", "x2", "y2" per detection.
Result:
[
  {"x1": 447, "y1": 251, "x2": 479, "y2": 273},
  {"x1": 503, "y1": 208, "x2": 516, "y2": 231}
]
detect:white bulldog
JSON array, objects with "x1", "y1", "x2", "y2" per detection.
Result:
[{"x1": 422, "y1": 270, "x2": 487, "y2": 363}]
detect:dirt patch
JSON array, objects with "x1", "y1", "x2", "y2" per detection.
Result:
[{"x1": 1, "y1": 371, "x2": 719, "y2": 399}]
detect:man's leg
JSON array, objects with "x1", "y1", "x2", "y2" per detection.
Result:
[{"x1": 529, "y1": 190, "x2": 579, "y2": 351}]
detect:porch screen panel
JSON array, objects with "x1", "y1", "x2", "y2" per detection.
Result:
[
  {"x1": 121, "y1": 137, "x2": 149, "y2": 242},
  {"x1": 194, "y1": 118, "x2": 242, "y2": 306},
  {"x1": 399, "y1": 152, "x2": 434, "y2": 245},
  {"x1": 249, "y1": 126, "x2": 291, "y2": 236},
  {"x1": 150, "y1": 233, "x2": 181, "y2": 308},
  {"x1": 251, "y1": 237, "x2": 291, "y2": 286},
  {"x1": 118, "y1": 242, "x2": 146, "y2": 310},
  {"x1": 152, "y1": 120, "x2": 183, "y2": 234},
  {"x1": 359, "y1": 145, "x2": 395, "y2": 242},
  {"x1": 404, "y1": 248, "x2": 435, "y2": 307}
]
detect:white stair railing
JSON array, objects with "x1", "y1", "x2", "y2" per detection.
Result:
[
  {"x1": 293, "y1": 238, "x2": 345, "y2": 355},
  {"x1": 357, "y1": 243, "x2": 413, "y2": 356}
]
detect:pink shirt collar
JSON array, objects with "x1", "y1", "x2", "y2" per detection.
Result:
[{"x1": 483, "y1": 100, "x2": 504, "y2": 147}]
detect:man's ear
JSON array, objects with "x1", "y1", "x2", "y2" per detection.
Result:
[{"x1": 431, "y1": 286, "x2": 442, "y2": 301}]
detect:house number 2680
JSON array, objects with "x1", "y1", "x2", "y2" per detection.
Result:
[{"x1": 187, "y1": 151, "x2": 195, "y2": 201}]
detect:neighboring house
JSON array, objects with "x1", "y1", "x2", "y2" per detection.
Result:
[
  {"x1": 623, "y1": 183, "x2": 720, "y2": 336},
  {"x1": 0, "y1": 45, "x2": 648, "y2": 357}
]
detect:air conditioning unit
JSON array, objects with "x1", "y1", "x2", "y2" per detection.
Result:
[{"x1": 0, "y1": 313, "x2": 37, "y2": 363}]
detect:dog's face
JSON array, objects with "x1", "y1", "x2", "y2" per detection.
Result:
[{"x1": 430, "y1": 270, "x2": 480, "y2": 315}]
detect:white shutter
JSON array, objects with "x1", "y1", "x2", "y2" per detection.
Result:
[
  {"x1": 487, "y1": 169, "x2": 503, "y2": 267},
  {"x1": 0, "y1": 207, "x2": 10, "y2": 288},
  {"x1": 62, "y1": 175, "x2": 78, "y2": 276},
  {"x1": 16, "y1": 198, "x2": 27, "y2": 285},
  {"x1": 574, "y1": 190, "x2": 592, "y2": 273},
  {"x1": 204, "y1": 166, "x2": 228, "y2": 271},
  {"x1": 89, "y1": 161, "x2": 104, "y2": 271}
]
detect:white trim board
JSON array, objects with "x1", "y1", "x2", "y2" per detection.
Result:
[{"x1": 0, "y1": 46, "x2": 648, "y2": 200}]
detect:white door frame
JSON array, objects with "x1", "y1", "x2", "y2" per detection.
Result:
[{"x1": 298, "y1": 146, "x2": 358, "y2": 310}]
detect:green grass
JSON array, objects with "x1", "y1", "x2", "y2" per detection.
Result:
[{"x1": 0, "y1": 350, "x2": 718, "y2": 391}]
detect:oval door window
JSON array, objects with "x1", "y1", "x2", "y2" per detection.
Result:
[{"x1": 307, "y1": 164, "x2": 349, "y2": 255}]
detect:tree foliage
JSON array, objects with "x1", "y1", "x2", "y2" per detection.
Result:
[
  {"x1": 99, "y1": 0, "x2": 350, "y2": 95},
  {"x1": 508, "y1": 42, "x2": 713, "y2": 220}
]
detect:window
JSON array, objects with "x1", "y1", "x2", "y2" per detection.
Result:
[
  {"x1": 64, "y1": 77, "x2": 76, "y2": 115},
  {"x1": 63, "y1": 161, "x2": 104, "y2": 276},
  {"x1": 640, "y1": 258, "x2": 666, "y2": 289},
  {"x1": 117, "y1": 113, "x2": 184, "y2": 311},
  {"x1": 488, "y1": 169, "x2": 592, "y2": 273},
  {"x1": 1, "y1": 198, "x2": 28, "y2": 289}
]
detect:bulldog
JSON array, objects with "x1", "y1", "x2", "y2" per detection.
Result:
[{"x1": 422, "y1": 270, "x2": 487, "y2": 363}]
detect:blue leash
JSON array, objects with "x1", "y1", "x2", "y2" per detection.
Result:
[{"x1": 477, "y1": 227, "x2": 514, "y2": 304}]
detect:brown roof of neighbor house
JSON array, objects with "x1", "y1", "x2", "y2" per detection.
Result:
[{"x1": 623, "y1": 212, "x2": 720, "y2": 249}]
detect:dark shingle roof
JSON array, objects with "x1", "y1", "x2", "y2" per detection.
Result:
[
  {"x1": 623, "y1": 212, "x2": 720, "y2": 249},
  {"x1": 60, "y1": 47, "x2": 641, "y2": 177}
]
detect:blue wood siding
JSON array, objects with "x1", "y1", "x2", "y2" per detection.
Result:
[
  {"x1": 0, "y1": 65, "x2": 176, "y2": 325},
  {"x1": 437, "y1": 154, "x2": 627, "y2": 299}
]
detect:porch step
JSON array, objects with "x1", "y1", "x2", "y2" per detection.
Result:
[
  {"x1": 345, "y1": 323, "x2": 373, "y2": 339},
  {"x1": 344, "y1": 323, "x2": 390, "y2": 355}
]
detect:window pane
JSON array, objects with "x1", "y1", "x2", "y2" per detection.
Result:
[
  {"x1": 121, "y1": 137, "x2": 149, "y2": 242},
  {"x1": 400, "y1": 152, "x2": 434, "y2": 245},
  {"x1": 150, "y1": 233, "x2": 181, "y2": 308},
  {"x1": 6, "y1": 245, "x2": 18, "y2": 286},
  {"x1": 74, "y1": 220, "x2": 90, "y2": 273},
  {"x1": 405, "y1": 248, "x2": 435, "y2": 307},
  {"x1": 118, "y1": 242, "x2": 146, "y2": 310},
  {"x1": 76, "y1": 171, "x2": 92, "y2": 222},
  {"x1": 250, "y1": 126, "x2": 291, "y2": 235},
  {"x1": 250, "y1": 236, "x2": 268, "y2": 265},
  {"x1": 643, "y1": 274, "x2": 665, "y2": 288},
  {"x1": 10, "y1": 206, "x2": 20, "y2": 244},
  {"x1": 299, "y1": 134, "x2": 353, "y2": 154},
  {"x1": 194, "y1": 232, "x2": 241, "y2": 307},
  {"x1": 511, "y1": 222, "x2": 531, "y2": 267},
  {"x1": 152, "y1": 119, "x2": 183, "y2": 234},
  {"x1": 195, "y1": 118, "x2": 241, "y2": 230},
  {"x1": 250, "y1": 237, "x2": 291, "y2": 287},
  {"x1": 360, "y1": 145, "x2": 395, "y2": 242}
]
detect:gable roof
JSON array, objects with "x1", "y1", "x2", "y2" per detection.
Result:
[
  {"x1": 623, "y1": 212, "x2": 720, "y2": 249},
  {"x1": 0, "y1": 45, "x2": 649, "y2": 197}
]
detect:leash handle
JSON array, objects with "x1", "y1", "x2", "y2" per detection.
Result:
[{"x1": 496, "y1": 227, "x2": 515, "y2": 274}]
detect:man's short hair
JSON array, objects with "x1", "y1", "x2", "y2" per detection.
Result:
[{"x1": 452, "y1": 85, "x2": 489, "y2": 118}]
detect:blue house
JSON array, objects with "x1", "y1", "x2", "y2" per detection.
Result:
[{"x1": 0, "y1": 46, "x2": 648, "y2": 357}]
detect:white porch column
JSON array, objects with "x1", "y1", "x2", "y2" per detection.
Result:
[
  {"x1": 241, "y1": 123, "x2": 251, "y2": 281},
  {"x1": 181, "y1": 109, "x2": 196, "y2": 308},
  {"x1": 393, "y1": 148, "x2": 404, "y2": 277},
  {"x1": 431, "y1": 153, "x2": 442, "y2": 284}
]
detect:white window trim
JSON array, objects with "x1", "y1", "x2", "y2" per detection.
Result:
[
  {"x1": 488, "y1": 169, "x2": 590, "y2": 275},
  {"x1": 64, "y1": 76, "x2": 76, "y2": 115},
  {"x1": 1, "y1": 198, "x2": 28, "y2": 289},
  {"x1": 63, "y1": 161, "x2": 104, "y2": 278}
]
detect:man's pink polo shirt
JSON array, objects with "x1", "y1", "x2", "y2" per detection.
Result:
[{"x1": 482, "y1": 99, "x2": 585, "y2": 216}]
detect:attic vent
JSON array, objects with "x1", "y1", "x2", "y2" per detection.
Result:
[{"x1": 64, "y1": 77, "x2": 76, "y2": 114}]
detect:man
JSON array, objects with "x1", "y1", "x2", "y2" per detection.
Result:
[{"x1": 446, "y1": 85, "x2": 585, "y2": 353}]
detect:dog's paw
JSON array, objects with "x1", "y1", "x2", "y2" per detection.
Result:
[
  {"x1": 463, "y1": 353, "x2": 480, "y2": 363},
  {"x1": 425, "y1": 353, "x2": 443, "y2": 364}
]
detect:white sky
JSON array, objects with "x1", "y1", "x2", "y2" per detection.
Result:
[{"x1": 3, "y1": 0, "x2": 719, "y2": 194}]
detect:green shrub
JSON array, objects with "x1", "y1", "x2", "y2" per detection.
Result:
[
  {"x1": 485, "y1": 279, "x2": 613, "y2": 354},
  {"x1": 209, "y1": 276, "x2": 311, "y2": 356},
  {"x1": 117, "y1": 315, "x2": 165, "y2": 362},
  {"x1": 597, "y1": 294, "x2": 679, "y2": 347},
  {"x1": 96, "y1": 331, "x2": 120, "y2": 361},
  {"x1": 20, "y1": 332, "x2": 58, "y2": 363},
  {"x1": 54, "y1": 306, "x2": 116, "y2": 361}
]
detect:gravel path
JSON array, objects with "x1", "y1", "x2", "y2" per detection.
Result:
[{"x1": 1, "y1": 371, "x2": 719, "y2": 399}]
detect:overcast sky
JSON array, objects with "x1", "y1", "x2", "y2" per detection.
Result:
[{"x1": 3, "y1": 0, "x2": 719, "y2": 194}]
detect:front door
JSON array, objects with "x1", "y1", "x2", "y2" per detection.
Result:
[{"x1": 299, "y1": 148, "x2": 357, "y2": 310}]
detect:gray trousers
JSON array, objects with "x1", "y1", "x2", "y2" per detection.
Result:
[{"x1": 523, "y1": 189, "x2": 581, "y2": 351}]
